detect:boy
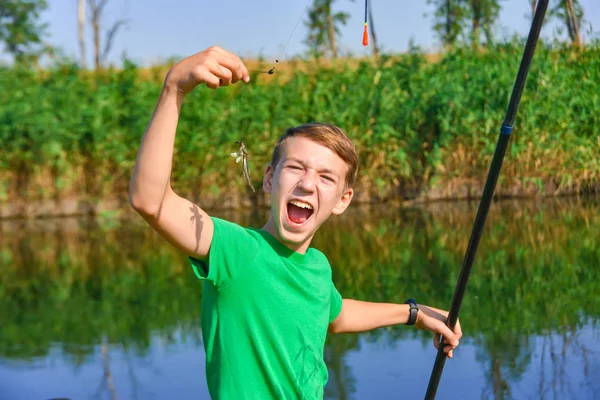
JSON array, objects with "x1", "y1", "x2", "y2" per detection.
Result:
[{"x1": 129, "y1": 46, "x2": 462, "y2": 399}]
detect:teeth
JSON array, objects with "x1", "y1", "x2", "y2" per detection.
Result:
[{"x1": 289, "y1": 200, "x2": 313, "y2": 210}]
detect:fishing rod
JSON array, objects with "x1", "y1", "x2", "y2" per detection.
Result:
[
  {"x1": 423, "y1": 0, "x2": 550, "y2": 399},
  {"x1": 363, "y1": 0, "x2": 369, "y2": 46}
]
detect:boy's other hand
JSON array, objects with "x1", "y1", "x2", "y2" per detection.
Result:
[
  {"x1": 165, "y1": 46, "x2": 250, "y2": 93},
  {"x1": 415, "y1": 305, "x2": 462, "y2": 359}
]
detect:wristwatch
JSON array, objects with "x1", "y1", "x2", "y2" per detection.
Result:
[{"x1": 404, "y1": 298, "x2": 418, "y2": 325}]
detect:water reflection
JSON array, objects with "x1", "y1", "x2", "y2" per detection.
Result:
[{"x1": 0, "y1": 197, "x2": 598, "y2": 399}]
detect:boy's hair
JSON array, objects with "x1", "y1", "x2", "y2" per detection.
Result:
[{"x1": 270, "y1": 123, "x2": 359, "y2": 188}]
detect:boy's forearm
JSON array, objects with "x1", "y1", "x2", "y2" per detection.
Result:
[
  {"x1": 129, "y1": 83, "x2": 186, "y2": 213},
  {"x1": 329, "y1": 299, "x2": 410, "y2": 333}
]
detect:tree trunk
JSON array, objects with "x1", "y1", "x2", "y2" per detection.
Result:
[
  {"x1": 446, "y1": 0, "x2": 452, "y2": 45},
  {"x1": 88, "y1": 0, "x2": 108, "y2": 69},
  {"x1": 563, "y1": 1, "x2": 575, "y2": 42},
  {"x1": 472, "y1": 18, "x2": 480, "y2": 50},
  {"x1": 78, "y1": 0, "x2": 86, "y2": 68},
  {"x1": 565, "y1": 0, "x2": 581, "y2": 47},
  {"x1": 327, "y1": 13, "x2": 337, "y2": 59},
  {"x1": 367, "y1": 0, "x2": 379, "y2": 59},
  {"x1": 93, "y1": 9, "x2": 100, "y2": 69}
]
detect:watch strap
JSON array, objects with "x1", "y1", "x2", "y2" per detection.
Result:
[{"x1": 404, "y1": 298, "x2": 418, "y2": 325}]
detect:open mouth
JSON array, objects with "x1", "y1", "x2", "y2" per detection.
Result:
[{"x1": 287, "y1": 199, "x2": 314, "y2": 225}]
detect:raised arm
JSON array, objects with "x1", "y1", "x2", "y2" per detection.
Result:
[{"x1": 129, "y1": 46, "x2": 250, "y2": 260}]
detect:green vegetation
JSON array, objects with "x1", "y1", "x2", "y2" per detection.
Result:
[
  {"x1": 1, "y1": 41, "x2": 598, "y2": 213},
  {"x1": 0, "y1": 0, "x2": 50, "y2": 63}
]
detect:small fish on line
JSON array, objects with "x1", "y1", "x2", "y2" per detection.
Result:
[{"x1": 231, "y1": 140, "x2": 255, "y2": 192}]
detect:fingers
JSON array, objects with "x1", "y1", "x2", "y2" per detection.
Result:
[
  {"x1": 218, "y1": 65, "x2": 233, "y2": 87},
  {"x1": 441, "y1": 324, "x2": 460, "y2": 358},
  {"x1": 444, "y1": 339, "x2": 459, "y2": 355},
  {"x1": 195, "y1": 60, "x2": 235, "y2": 90},
  {"x1": 454, "y1": 319, "x2": 463, "y2": 340},
  {"x1": 419, "y1": 305, "x2": 462, "y2": 359},
  {"x1": 220, "y1": 50, "x2": 250, "y2": 83},
  {"x1": 169, "y1": 45, "x2": 251, "y2": 93},
  {"x1": 205, "y1": 46, "x2": 249, "y2": 83},
  {"x1": 434, "y1": 333, "x2": 459, "y2": 358},
  {"x1": 444, "y1": 339, "x2": 458, "y2": 359},
  {"x1": 193, "y1": 61, "x2": 221, "y2": 89},
  {"x1": 430, "y1": 318, "x2": 459, "y2": 357},
  {"x1": 437, "y1": 322, "x2": 459, "y2": 346},
  {"x1": 433, "y1": 333, "x2": 440, "y2": 349}
]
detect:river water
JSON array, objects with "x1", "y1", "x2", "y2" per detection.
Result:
[{"x1": 1, "y1": 197, "x2": 598, "y2": 400}]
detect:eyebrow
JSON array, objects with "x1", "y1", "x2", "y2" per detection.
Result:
[{"x1": 285, "y1": 157, "x2": 339, "y2": 176}]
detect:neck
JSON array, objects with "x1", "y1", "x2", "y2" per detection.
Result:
[{"x1": 262, "y1": 217, "x2": 313, "y2": 254}]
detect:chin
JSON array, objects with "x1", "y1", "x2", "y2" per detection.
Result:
[
  {"x1": 278, "y1": 221, "x2": 311, "y2": 244},
  {"x1": 277, "y1": 215, "x2": 317, "y2": 248}
]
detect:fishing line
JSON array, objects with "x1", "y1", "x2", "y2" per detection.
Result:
[
  {"x1": 252, "y1": 0, "x2": 369, "y2": 75},
  {"x1": 228, "y1": 0, "x2": 315, "y2": 193},
  {"x1": 229, "y1": 0, "x2": 370, "y2": 193},
  {"x1": 251, "y1": 0, "x2": 313, "y2": 75}
]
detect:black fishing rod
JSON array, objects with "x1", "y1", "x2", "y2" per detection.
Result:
[{"x1": 423, "y1": 1, "x2": 550, "y2": 399}]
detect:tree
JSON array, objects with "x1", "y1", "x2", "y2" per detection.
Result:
[
  {"x1": 87, "y1": 0, "x2": 127, "y2": 69},
  {"x1": 426, "y1": 0, "x2": 467, "y2": 48},
  {"x1": 461, "y1": 0, "x2": 502, "y2": 49},
  {"x1": 304, "y1": 0, "x2": 351, "y2": 59},
  {"x1": 0, "y1": 0, "x2": 49, "y2": 62},
  {"x1": 367, "y1": 0, "x2": 379, "y2": 58},
  {"x1": 78, "y1": 0, "x2": 86, "y2": 68},
  {"x1": 551, "y1": 0, "x2": 584, "y2": 47}
]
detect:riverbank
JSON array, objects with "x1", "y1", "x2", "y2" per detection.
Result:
[
  {"x1": 2, "y1": 41, "x2": 598, "y2": 219},
  {"x1": 1, "y1": 180, "x2": 598, "y2": 219}
]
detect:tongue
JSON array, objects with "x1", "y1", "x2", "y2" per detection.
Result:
[{"x1": 288, "y1": 203, "x2": 312, "y2": 224}]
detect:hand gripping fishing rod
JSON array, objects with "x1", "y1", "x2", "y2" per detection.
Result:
[{"x1": 423, "y1": 1, "x2": 550, "y2": 399}]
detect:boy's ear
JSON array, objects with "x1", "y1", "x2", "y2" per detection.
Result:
[
  {"x1": 263, "y1": 164, "x2": 274, "y2": 193},
  {"x1": 332, "y1": 187, "x2": 353, "y2": 215}
]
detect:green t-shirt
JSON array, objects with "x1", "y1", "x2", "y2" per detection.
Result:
[{"x1": 189, "y1": 217, "x2": 343, "y2": 399}]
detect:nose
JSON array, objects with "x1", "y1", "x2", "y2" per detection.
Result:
[{"x1": 297, "y1": 170, "x2": 317, "y2": 192}]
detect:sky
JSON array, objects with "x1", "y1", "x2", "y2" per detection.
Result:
[{"x1": 25, "y1": 0, "x2": 600, "y2": 66}]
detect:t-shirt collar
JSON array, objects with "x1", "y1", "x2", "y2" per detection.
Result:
[{"x1": 254, "y1": 228, "x2": 312, "y2": 265}]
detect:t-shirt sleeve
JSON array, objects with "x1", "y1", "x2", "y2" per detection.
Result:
[
  {"x1": 189, "y1": 217, "x2": 259, "y2": 289},
  {"x1": 329, "y1": 282, "x2": 343, "y2": 323}
]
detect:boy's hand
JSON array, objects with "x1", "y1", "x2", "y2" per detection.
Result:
[
  {"x1": 415, "y1": 305, "x2": 462, "y2": 359},
  {"x1": 165, "y1": 46, "x2": 250, "y2": 93}
]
